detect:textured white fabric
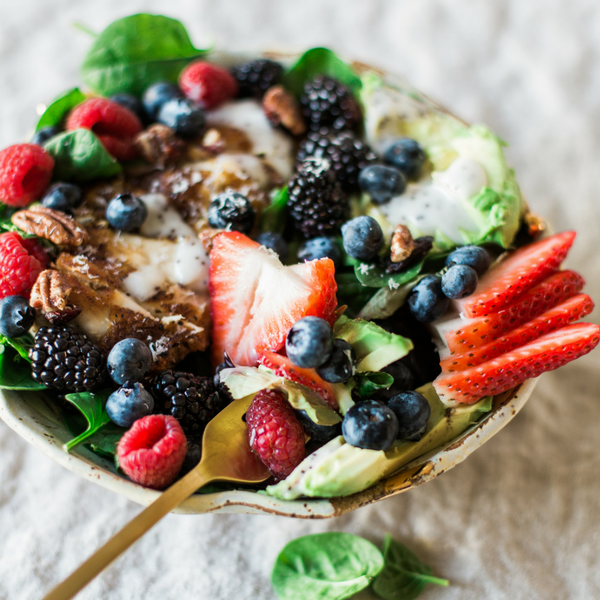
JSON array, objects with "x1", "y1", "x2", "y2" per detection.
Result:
[{"x1": 1, "y1": 1, "x2": 599, "y2": 599}]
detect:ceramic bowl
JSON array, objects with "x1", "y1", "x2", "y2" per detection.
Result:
[{"x1": 0, "y1": 57, "x2": 539, "y2": 518}]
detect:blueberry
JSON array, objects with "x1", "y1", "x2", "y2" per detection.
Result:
[
  {"x1": 142, "y1": 82, "x2": 182, "y2": 120},
  {"x1": 106, "y1": 383, "x2": 154, "y2": 428},
  {"x1": 286, "y1": 316, "x2": 333, "y2": 369},
  {"x1": 445, "y1": 245, "x2": 491, "y2": 276},
  {"x1": 441, "y1": 264, "x2": 478, "y2": 299},
  {"x1": 386, "y1": 391, "x2": 431, "y2": 441},
  {"x1": 0, "y1": 295, "x2": 35, "y2": 338},
  {"x1": 358, "y1": 164, "x2": 406, "y2": 205},
  {"x1": 342, "y1": 400, "x2": 399, "y2": 451},
  {"x1": 377, "y1": 360, "x2": 415, "y2": 401},
  {"x1": 107, "y1": 338, "x2": 153, "y2": 386},
  {"x1": 31, "y1": 125, "x2": 61, "y2": 146},
  {"x1": 408, "y1": 275, "x2": 449, "y2": 322},
  {"x1": 384, "y1": 138, "x2": 426, "y2": 180},
  {"x1": 256, "y1": 232, "x2": 288, "y2": 261},
  {"x1": 157, "y1": 97, "x2": 206, "y2": 138},
  {"x1": 316, "y1": 339, "x2": 354, "y2": 383},
  {"x1": 208, "y1": 191, "x2": 255, "y2": 234},
  {"x1": 341, "y1": 216, "x2": 384, "y2": 262},
  {"x1": 41, "y1": 182, "x2": 82, "y2": 213},
  {"x1": 110, "y1": 93, "x2": 147, "y2": 123},
  {"x1": 106, "y1": 193, "x2": 148, "y2": 232},
  {"x1": 295, "y1": 410, "x2": 342, "y2": 444},
  {"x1": 297, "y1": 237, "x2": 343, "y2": 269}
]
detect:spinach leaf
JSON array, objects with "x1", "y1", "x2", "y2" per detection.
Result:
[
  {"x1": 0, "y1": 333, "x2": 34, "y2": 362},
  {"x1": 357, "y1": 275, "x2": 427, "y2": 321},
  {"x1": 354, "y1": 260, "x2": 424, "y2": 289},
  {"x1": 284, "y1": 48, "x2": 362, "y2": 98},
  {"x1": 372, "y1": 534, "x2": 449, "y2": 600},
  {"x1": 63, "y1": 389, "x2": 112, "y2": 452},
  {"x1": 260, "y1": 186, "x2": 288, "y2": 234},
  {"x1": 80, "y1": 14, "x2": 208, "y2": 96},
  {"x1": 271, "y1": 532, "x2": 384, "y2": 600},
  {"x1": 354, "y1": 371, "x2": 394, "y2": 399},
  {"x1": 0, "y1": 345, "x2": 45, "y2": 390},
  {"x1": 45, "y1": 129, "x2": 122, "y2": 182},
  {"x1": 36, "y1": 88, "x2": 86, "y2": 132},
  {"x1": 336, "y1": 271, "x2": 376, "y2": 318},
  {"x1": 85, "y1": 422, "x2": 126, "y2": 458}
]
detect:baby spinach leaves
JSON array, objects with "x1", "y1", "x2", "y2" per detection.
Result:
[
  {"x1": 63, "y1": 389, "x2": 112, "y2": 452},
  {"x1": 284, "y1": 47, "x2": 362, "y2": 97},
  {"x1": 0, "y1": 333, "x2": 34, "y2": 362},
  {"x1": 271, "y1": 532, "x2": 448, "y2": 600},
  {"x1": 354, "y1": 260, "x2": 424, "y2": 289},
  {"x1": 0, "y1": 344, "x2": 45, "y2": 390},
  {"x1": 35, "y1": 87, "x2": 86, "y2": 132},
  {"x1": 44, "y1": 129, "x2": 122, "y2": 182},
  {"x1": 372, "y1": 534, "x2": 449, "y2": 600},
  {"x1": 353, "y1": 371, "x2": 394, "y2": 399},
  {"x1": 260, "y1": 186, "x2": 288, "y2": 235},
  {"x1": 271, "y1": 532, "x2": 384, "y2": 600},
  {"x1": 80, "y1": 14, "x2": 208, "y2": 96}
]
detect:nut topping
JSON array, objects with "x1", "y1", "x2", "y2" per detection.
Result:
[
  {"x1": 11, "y1": 206, "x2": 88, "y2": 247},
  {"x1": 262, "y1": 85, "x2": 306, "y2": 136},
  {"x1": 390, "y1": 224, "x2": 417, "y2": 263},
  {"x1": 30, "y1": 269, "x2": 82, "y2": 324},
  {"x1": 134, "y1": 124, "x2": 186, "y2": 169}
]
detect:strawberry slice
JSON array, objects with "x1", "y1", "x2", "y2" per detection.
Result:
[
  {"x1": 209, "y1": 231, "x2": 337, "y2": 367},
  {"x1": 456, "y1": 231, "x2": 576, "y2": 318},
  {"x1": 259, "y1": 351, "x2": 338, "y2": 410},
  {"x1": 440, "y1": 270, "x2": 585, "y2": 354},
  {"x1": 433, "y1": 322, "x2": 600, "y2": 404},
  {"x1": 440, "y1": 293, "x2": 594, "y2": 372}
]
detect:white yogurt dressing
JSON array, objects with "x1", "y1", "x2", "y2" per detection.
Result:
[
  {"x1": 206, "y1": 99, "x2": 295, "y2": 179},
  {"x1": 194, "y1": 153, "x2": 271, "y2": 189}
]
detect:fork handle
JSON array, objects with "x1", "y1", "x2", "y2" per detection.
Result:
[{"x1": 41, "y1": 463, "x2": 211, "y2": 600}]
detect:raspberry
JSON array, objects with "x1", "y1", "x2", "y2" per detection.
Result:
[
  {"x1": 66, "y1": 98, "x2": 143, "y2": 161},
  {"x1": 0, "y1": 144, "x2": 54, "y2": 207},
  {"x1": 179, "y1": 61, "x2": 238, "y2": 110},
  {"x1": 246, "y1": 389, "x2": 306, "y2": 480},
  {"x1": 0, "y1": 232, "x2": 48, "y2": 299},
  {"x1": 117, "y1": 414, "x2": 187, "y2": 489}
]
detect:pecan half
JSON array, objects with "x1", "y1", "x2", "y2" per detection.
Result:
[
  {"x1": 12, "y1": 206, "x2": 88, "y2": 247},
  {"x1": 30, "y1": 269, "x2": 82, "y2": 324},
  {"x1": 390, "y1": 224, "x2": 417, "y2": 263},
  {"x1": 263, "y1": 85, "x2": 306, "y2": 136},
  {"x1": 134, "y1": 124, "x2": 186, "y2": 169}
]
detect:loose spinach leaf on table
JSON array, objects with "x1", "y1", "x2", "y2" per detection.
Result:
[
  {"x1": 63, "y1": 389, "x2": 112, "y2": 452},
  {"x1": 283, "y1": 47, "x2": 363, "y2": 98},
  {"x1": 271, "y1": 532, "x2": 384, "y2": 600},
  {"x1": 372, "y1": 534, "x2": 449, "y2": 600},
  {"x1": 36, "y1": 87, "x2": 86, "y2": 132},
  {"x1": 0, "y1": 345, "x2": 45, "y2": 390},
  {"x1": 80, "y1": 14, "x2": 209, "y2": 96},
  {"x1": 44, "y1": 129, "x2": 122, "y2": 182}
]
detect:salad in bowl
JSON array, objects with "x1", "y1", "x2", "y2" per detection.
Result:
[{"x1": 0, "y1": 14, "x2": 597, "y2": 513}]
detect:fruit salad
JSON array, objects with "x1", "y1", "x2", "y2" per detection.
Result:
[{"x1": 0, "y1": 14, "x2": 597, "y2": 499}]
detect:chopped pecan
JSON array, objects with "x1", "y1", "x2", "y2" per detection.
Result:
[
  {"x1": 30, "y1": 269, "x2": 82, "y2": 324},
  {"x1": 385, "y1": 236, "x2": 433, "y2": 274},
  {"x1": 390, "y1": 224, "x2": 417, "y2": 263},
  {"x1": 11, "y1": 206, "x2": 88, "y2": 247},
  {"x1": 263, "y1": 85, "x2": 306, "y2": 136},
  {"x1": 134, "y1": 124, "x2": 186, "y2": 169}
]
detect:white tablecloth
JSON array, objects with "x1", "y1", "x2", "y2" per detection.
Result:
[{"x1": 1, "y1": 1, "x2": 599, "y2": 598}]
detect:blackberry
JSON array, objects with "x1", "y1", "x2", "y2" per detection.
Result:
[
  {"x1": 296, "y1": 130, "x2": 377, "y2": 193},
  {"x1": 30, "y1": 326, "x2": 106, "y2": 392},
  {"x1": 231, "y1": 59, "x2": 284, "y2": 99},
  {"x1": 300, "y1": 76, "x2": 361, "y2": 132},
  {"x1": 288, "y1": 158, "x2": 349, "y2": 238},
  {"x1": 151, "y1": 370, "x2": 229, "y2": 441}
]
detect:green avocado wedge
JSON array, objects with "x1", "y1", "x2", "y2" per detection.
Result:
[{"x1": 266, "y1": 384, "x2": 492, "y2": 500}]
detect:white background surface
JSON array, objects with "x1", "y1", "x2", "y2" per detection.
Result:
[{"x1": 1, "y1": 1, "x2": 599, "y2": 599}]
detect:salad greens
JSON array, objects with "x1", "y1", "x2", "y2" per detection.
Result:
[
  {"x1": 80, "y1": 14, "x2": 209, "y2": 96},
  {"x1": 63, "y1": 390, "x2": 112, "y2": 452},
  {"x1": 44, "y1": 129, "x2": 122, "y2": 182},
  {"x1": 353, "y1": 259, "x2": 424, "y2": 289},
  {"x1": 35, "y1": 87, "x2": 86, "y2": 132},
  {"x1": 260, "y1": 186, "x2": 289, "y2": 235},
  {"x1": 0, "y1": 345, "x2": 45, "y2": 391}
]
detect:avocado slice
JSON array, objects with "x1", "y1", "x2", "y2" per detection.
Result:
[{"x1": 266, "y1": 384, "x2": 492, "y2": 500}]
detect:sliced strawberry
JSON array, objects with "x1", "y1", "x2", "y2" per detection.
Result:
[
  {"x1": 441, "y1": 270, "x2": 585, "y2": 354},
  {"x1": 259, "y1": 351, "x2": 338, "y2": 410},
  {"x1": 456, "y1": 231, "x2": 576, "y2": 318},
  {"x1": 434, "y1": 322, "x2": 600, "y2": 404},
  {"x1": 440, "y1": 293, "x2": 594, "y2": 372},
  {"x1": 209, "y1": 231, "x2": 337, "y2": 367}
]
